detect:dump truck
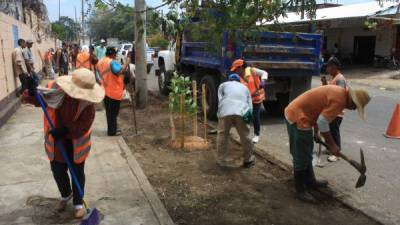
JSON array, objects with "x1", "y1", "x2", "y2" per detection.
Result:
[{"x1": 154, "y1": 31, "x2": 323, "y2": 118}]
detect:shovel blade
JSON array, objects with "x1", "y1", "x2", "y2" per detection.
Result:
[
  {"x1": 355, "y1": 174, "x2": 366, "y2": 188},
  {"x1": 360, "y1": 148, "x2": 366, "y2": 174}
]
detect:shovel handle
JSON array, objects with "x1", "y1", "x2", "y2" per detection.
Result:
[{"x1": 316, "y1": 140, "x2": 364, "y2": 173}]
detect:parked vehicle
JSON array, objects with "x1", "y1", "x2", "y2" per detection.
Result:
[
  {"x1": 146, "y1": 47, "x2": 155, "y2": 73},
  {"x1": 373, "y1": 54, "x2": 399, "y2": 70},
  {"x1": 117, "y1": 43, "x2": 133, "y2": 63},
  {"x1": 117, "y1": 42, "x2": 154, "y2": 73},
  {"x1": 107, "y1": 38, "x2": 120, "y2": 48},
  {"x1": 154, "y1": 31, "x2": 323, "y2": 118},
  {"x1": 154, "y1": 30, "x2": 323, "y2": 118}
]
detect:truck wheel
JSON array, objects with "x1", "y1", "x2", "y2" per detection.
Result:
[
  {"x1": 200, "y1": 75, "x2": 218, "y2": 120},
  {"x1": 158, "y1": 66, "x2": 171, "y2": 95},
  {"x1": 263, "y1": 93, "x2": 289, "y2": 116}
]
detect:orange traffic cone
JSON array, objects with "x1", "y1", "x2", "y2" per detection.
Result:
[{"x1": 384, "y1": 104, "x2": 400, "y2": 139}]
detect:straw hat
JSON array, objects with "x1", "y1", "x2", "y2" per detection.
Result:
[
  {"x1": 56, "y1": 68, "x2": 105, "y2": 103},
  {"x1": 349, "y1": 88, "x2": 371, "y2": 120}
]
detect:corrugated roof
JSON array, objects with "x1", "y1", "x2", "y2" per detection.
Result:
[
  {"x1": 267, "y1": 1, "x2": 398, "y2": 24},
  {"x1": 374, "y1": 4, "x2": 399, "y2": 16}
]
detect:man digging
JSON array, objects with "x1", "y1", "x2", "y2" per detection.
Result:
[
  {"x1": 284, "y1": 85, "x2": 370, "y2": 203},
  {"x1": 216, "y1": 74, "x2": 255, "y2": 168}
]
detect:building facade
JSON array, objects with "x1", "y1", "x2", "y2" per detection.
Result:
[
  {"x1": 268, "y1": 2, "x2": 399, "y2": 65},
  {"x1": 0, "y1": 0, "x2": 54, "y2": 127}
]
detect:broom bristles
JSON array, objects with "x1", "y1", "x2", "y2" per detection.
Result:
[{"x1": 79, "y1": 208, "x2": 100, "y2": 225}]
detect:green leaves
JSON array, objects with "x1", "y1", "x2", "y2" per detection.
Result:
[
  {"x1": 51, "y1": 16, "x2": 81, "y2": 42},
  {"x1": 168, "y1": 72, "x2": 198, "y2": 116}
]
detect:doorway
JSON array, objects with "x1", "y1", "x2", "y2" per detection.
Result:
[{"x1": 353, "y1": 36, "x2": 376, "y2": 64}]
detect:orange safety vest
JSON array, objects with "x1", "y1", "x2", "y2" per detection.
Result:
[
  {"x1": 240, "y1": 67, "x2": 265, "y2": 104},
  {"x1": 43, "y1": 81, "x2": 92, "y2": 164},
  {"x1": 97, "y1": 57, "x2": 124, "y2": 100},
  {"x1": 76, "y1": 52, "x2": 91, "y2": 70}
]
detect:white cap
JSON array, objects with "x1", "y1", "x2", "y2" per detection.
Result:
[{"x1": 100, "y1": 39, "x2": 106, "y2": 43}]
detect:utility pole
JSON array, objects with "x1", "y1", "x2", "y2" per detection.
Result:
[
  {"x1": 58, "y1": 0, "x2": 60, "y2": 21},
  {"x1": 134, "y1": 0, "x2": 148, "y2": 108},
  {"x1": 75, "y1": 6, "x2": 78, "y2": 42},
  {"x1": 81, "y1": 0, "x2": 84, "y2": 45}
]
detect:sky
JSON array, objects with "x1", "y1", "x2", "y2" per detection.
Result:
[{"x1": 44, "y1": 0, "x2": 376, "y2": 22}]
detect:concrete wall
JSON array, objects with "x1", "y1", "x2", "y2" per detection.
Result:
[
  {"x1": 324, "y1": 26, "x2": 395, "y2": 57},
  {"x1": 0, "y1": 11, "x2": 55, "y2": 127}
]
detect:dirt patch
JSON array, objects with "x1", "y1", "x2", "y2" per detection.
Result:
[{"x1": 120, "y1": 92, "x2": 380, "y2": 225}]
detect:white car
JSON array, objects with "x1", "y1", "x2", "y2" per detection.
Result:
[
  {"x1": 153, "y1": 41, "x2": 176, "y2": 95},
  {"x1": 117, "y1": 43, "x2": 133, "y2": 63}
]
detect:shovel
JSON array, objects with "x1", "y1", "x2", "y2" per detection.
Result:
[
  {"x1": 316, "y1": 140, "x2": 366, "y2": 188},
  {"x1": 35, "y1": 92, "x2": 100, "y2": 225}
]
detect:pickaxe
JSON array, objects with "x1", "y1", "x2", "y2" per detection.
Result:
[{"x1": 316, "y1": 140, "x2": 366, "y2": 188}]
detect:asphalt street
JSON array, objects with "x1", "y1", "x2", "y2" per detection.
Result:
[
  {"x1": 147, "y1": 70, "x2": 400, "y2": 224},
  {"x1": 256, "y1": 78, "x2": 400, "y2": 224}
]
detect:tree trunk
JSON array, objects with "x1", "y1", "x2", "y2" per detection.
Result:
[{"x1": 134, "y1": 0, "x2": 148, "y2": 108}]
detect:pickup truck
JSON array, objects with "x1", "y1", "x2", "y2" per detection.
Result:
[{"x1": 154, "y1": 31, "x2": 322, "y2": 118}]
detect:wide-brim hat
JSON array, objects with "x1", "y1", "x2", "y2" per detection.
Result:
[
  {"x1": 56, "y1": 68, "x2": 105, "y2": 103},
  {"x1": 230, "y1": 59, "x2": 244, "y2": 72},
  {"x1": 349, "y1": 88, "x2": 371, "y2": 120}
]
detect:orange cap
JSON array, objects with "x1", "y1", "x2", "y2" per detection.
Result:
[{"x1": 230, "y1": 59, "x2": 244, "y2": 72}]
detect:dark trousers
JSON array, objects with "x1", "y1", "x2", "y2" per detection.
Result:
[
  {"x1": 286, "y1": 120, "x2": 313, "y2": 171},
  {"x1": 252, "y1": 103, "x2": 262, "y2": 136},
  {"x1": 329, "y1": 117, "x2": 343, "y2": 148},
  {"x1": 17, "y1": 73, "x2": 29, "y2": 96},
  {"x1": 104, "y1": 96, "x2": 121, "y2": 136},
  {"x1": 50, "y1": 139, "x2": 85, "y2": 205}
]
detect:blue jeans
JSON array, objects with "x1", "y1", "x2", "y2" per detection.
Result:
[{"x1": 252, "y1": 103, "x2": 262, "y2": 136}]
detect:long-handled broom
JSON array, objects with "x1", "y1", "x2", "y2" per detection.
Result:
[{"x1": 35, "y1": 92, "x2": 100, "y2": 225}]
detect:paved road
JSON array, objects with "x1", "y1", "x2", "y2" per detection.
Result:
[
  {"x1": 255, "y1": 78, "x2": 400, "y2": 225},
  {"x1": 147, "y1": 71, "x2": 400, "y2": 224}
]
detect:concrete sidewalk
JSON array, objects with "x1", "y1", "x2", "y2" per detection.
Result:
[{"x1": 0, "y1": 104, "x2": 174, "y2": 225}]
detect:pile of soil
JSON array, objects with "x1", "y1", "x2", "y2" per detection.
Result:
[{"x1": 119, "y1": 92, "x2": 380, "y2": 225}]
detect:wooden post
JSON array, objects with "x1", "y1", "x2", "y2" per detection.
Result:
[
  {"x1": 169, "y1": 95, "x2": 176, "y2": 141},
  {"x1": 192, "y1": 80, "x2": 198, "y2": 136},
  {"x1": 180, "y1": 94, "x2": 185, "y2": 149},
  {"x1": 202, "y1": 83, "x2": 207, "y2": 142}
]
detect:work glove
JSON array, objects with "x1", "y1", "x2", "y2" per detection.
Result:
[{"x1": 49, "y1": 127, "x2": 69, "y2": 140}]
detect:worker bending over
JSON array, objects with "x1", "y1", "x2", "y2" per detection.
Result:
[
  {"x1": 230, "y1": 59, "x2": 268, "y2": 144},
  {"x1": 216, "y1": 73, "x2": 255, "y2": 168},
  {"x1": 22, "y1": 68, "x2": 105, "y2": 218},
  {"x1": 284, "y1": 85, "x2": 370, "y2": 203}
]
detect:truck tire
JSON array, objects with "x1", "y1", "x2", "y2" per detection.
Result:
[
  {"x1": 263, "y1": 93, "x2": 289, "y2": 116},
  {"x1": 200, "y1": 75, "x2": 218, "y2": 120},
  {"x1": 158, "y1": 66, "x2": 171, "y2": 95}
]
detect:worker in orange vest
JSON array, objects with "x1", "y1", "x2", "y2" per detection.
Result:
[
  {"x1": 96, "y1": 47, "x2": 130, "y2": 136},
  {"x1": 230, "y1": 59, "x2": 268, "y2": 144},
  {"x1": 285, "y1": 86, "x2": 370, "y2": 203},
  {"x1": 76, "y1": 46, "x2": 92, "y2": 70},
  {"x1": 22, "y1": 68, "x2": 105, "y2": 218}
]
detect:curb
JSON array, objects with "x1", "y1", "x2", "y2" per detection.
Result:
[{"x1": 117, "y1": 137, "x2": 175, "y2": 225}]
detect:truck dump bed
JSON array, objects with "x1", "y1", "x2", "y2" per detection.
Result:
[{"x1": 180, "y1": 31, "x2": 322, "y2": 77}]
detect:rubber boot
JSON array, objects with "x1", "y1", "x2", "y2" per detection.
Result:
[
  {"x1": 294, "y1": 170, "x2": 318, "y2": 204},
  {"x1": 306, "y1": 165, "x2": 328, "y2": 189}
]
